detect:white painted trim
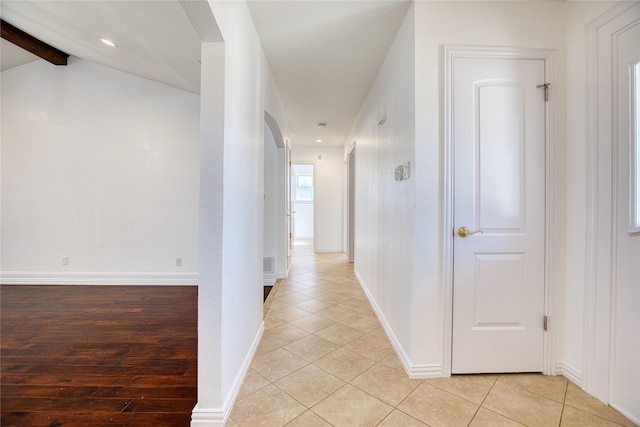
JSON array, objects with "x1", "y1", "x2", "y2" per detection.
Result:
[
  {"x1": 314, "y1": 248, "x2": 344, "y2": 253},
  {"x1": 191, "y1": 322, "x2": 264, "y2": 427},
  {"x1": 584, "y1": 1, "x2": 640, "y2": 404},
  {"x1": 263, "y1": 271, "x2": 287, "y2": 286},
  {"x1": 354, "y1": 268, "x2": 443, "y2": 379},
  {"x1": 555, "y1": 362, "x2": 583, "y2": 388},
  {"x1": 0, "y1": 271, "x2": 198, "y2": 285},
  {"x1": 611, "y1": 404, "x2": 640, "y2": 427},
  {"x1": 263, "y1": 275, "x2": 277, "y2": 286},
  {"x1": 442, "y1": 45, "x2": 558, "y2": 377}
]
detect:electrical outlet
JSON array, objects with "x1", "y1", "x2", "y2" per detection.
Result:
[
  {"x1": 62, "y1": 256, "x2": 69, "y2": 266},
  {"x1": 176, "y1": 257, "x2": 182, "y2": 267}
]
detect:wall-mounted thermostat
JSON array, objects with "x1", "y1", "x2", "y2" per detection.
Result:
[
  {"x1": 395, "y1": 165, "x2": 403, "y2": 181},
  {"x1": 395, "y1": 161, "x2": 411, "y2": 181}
]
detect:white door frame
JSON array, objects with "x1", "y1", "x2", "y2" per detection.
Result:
[
  {"x1": 442, "y1": 45, "x2": 558, "y2": 377},
  {"x1": 585, "y1": 1, "x2": 640, "y2": 405},
  {"x1": 347, "y1": 144, "x2": 356, "y2": 263},
  {"x1": 292, "y1": 162, "x2": 317, "y2": 250}
]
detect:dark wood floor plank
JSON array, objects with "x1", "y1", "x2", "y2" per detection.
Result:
[
  {"x1": 1, "y1": 411, "x2": 135, "y2": 427},
  {"x1": 1, "y1": 285, "x2": 197, "y2": 427}
]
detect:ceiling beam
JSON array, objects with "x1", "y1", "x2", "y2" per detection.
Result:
[{"x1": 1, "y1": 19, "x2": 69, "y2": 66}]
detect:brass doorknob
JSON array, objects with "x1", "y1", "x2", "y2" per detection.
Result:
[{"x1": 457, "y1": 226, "x2": 483, "y2": 238}]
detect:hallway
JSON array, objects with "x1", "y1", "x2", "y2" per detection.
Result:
[{"x1": 229, "y1": 242, "x2": 636, "y2": 426}]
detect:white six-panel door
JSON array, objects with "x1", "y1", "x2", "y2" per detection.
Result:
[{"x1": 452, "y1": 56, "x2": 547, "y2": 373}]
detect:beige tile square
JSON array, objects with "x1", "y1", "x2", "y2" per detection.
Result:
[
  {"x1": 296, "y1": 287, "x2": 330, "y2": 298},
  {"x1": 267, "y1": 300, "x2": 292, "y2": 313},
  {"x1": 284, "y1": 334, "x2": 340, "y2": 362},
  {"x1": 314, "y1": 348, "x2": 375, "y2": 382},
  {"x1": 483, "y1": 380, "x2": 563, "y2": 427},
  {"x1": 316, "y1": 305, "x2": 358, "y2": 322},
  {"x1": 264, "y1": 315, "x2": 286, "y2": 331},
  {"x1": 314, "y1": 323, "x2": 363, "y2": 346},
  {"x1": 276, "y1": 292, "x2": 312, "y2": 305},
  {"x1": 367, "y1": 326, "x2": 389, "y2": 339},
  {"x1": 398, "y1": 382, "x2": 478, "y2": 427},
  {"x1": 270, "y1": 305, "x2": 312, "y2": 322},
  {"x1": 285, "y1": 410, "x2": 332, "y2": 427},
  {"x1": 231, "y1": 384, "x2": 305, "y2": 427},
  {"x1": 344, "y1": 333, "x2": 394, "y2": 361},
  {"x1": 237, "y1": 369, "x2": 271, "y2": 400},
  {"x1": 560, "y1": 405, "x2": 626, "y2": 427},
  {"x1": 340, "y1": 313, "x2": 380, "y2": 332},
  {"x1": 564, "y1": 382, "x2": 636, "y2": 427},
  {"x1": 289, "y1": 313, "x2": 336, "y2": 333},
  {"x1": 251, "y1": 348, "x2": 308, "y2": 382},
  {"x1": 263, "y1": 323, "x2": 310, "y2": 347},
  {"x1": 294, "y1": 298, "x2": 336, "y2": 313},
  {"x1": 336, "y1": 298, "x2": 373, "y2": 314},
  {"x1": 255, "y1": 338, "x2": 281, "y2": 356},
  {"x1": 226, "y1": 417, "x2": 240, "y2": 427},
  {"x1": 377, "y1": 410, "x2": 429, "y2": 426},
  {"x1": 497, "y1": 373, "x2": 567, "y2": 403},
  {"x1": 351, "y1": 363, "x2": 422, "y2": 406},
  {"x1": 275, "y1": 365, "x2": 345, "y2": 407},
  {"x1": 469, "y1": 408, "x2": 525, "y2": 426},
  {"x1": 426, "y1": 374, "x2": 498, "y2": 405},
  {"x1": 378, "y1": 352, "x2": 407, "y2": 373},
  {"x1": 311, "y1": 384, "x2": 392, "y2": 426},
  {"x1": 313, "y1": 292, "x2": 349, "y2": 305}
]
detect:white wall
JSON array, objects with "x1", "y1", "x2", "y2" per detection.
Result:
[
  {"x1": 291, "y1": 146, "x2": 343, "y2": 252},
  {"x1": 348, "y1": 1, "x2": 618, "y2": 386},
  {"x1": 194, "y1": 1, "x2": 290, "y2": 424},
  {"x1": 1, "y1": 58, "x2": 200, "y2": 284},
  {"x1": 344, "y1": 2, "x2": 416, "y2": 366}
]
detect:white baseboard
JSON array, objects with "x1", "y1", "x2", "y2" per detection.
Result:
[
  {"x1": 610, "y1": 404, "x2": 640, "y2": 427},
  {"x1": 191, "y1": 322, "x2": 264, "y2": 426},
  {"x1": 264, "y1": 271, "x2": 288, "y2": 286},
  {"x1": 353, "y1": 268, "x2": 444, "y2": 379},
  {"x1": 314, "y1": 248, "x2": 344, "y2": 253},
  {"x1": 555, "y1": 362, "x2": 583, "y2": 387},
  {"x1": 0, "y1": 271, "x2": 198, "y2": 285}
]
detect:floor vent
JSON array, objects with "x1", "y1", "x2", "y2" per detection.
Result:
[{"x1": 263, "y1": 257, "x2": 274, "y2": 274}]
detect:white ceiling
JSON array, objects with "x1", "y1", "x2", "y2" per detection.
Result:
[{"x1": 0, "y1": 0, "x2": 411, "y2": 147}]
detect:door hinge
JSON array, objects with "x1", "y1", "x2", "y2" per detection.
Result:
[
  {"x1": 289, "y1": 161, "x2": 292, "y2": 167},
  {"x1": 289, "y1": 232, "x2": 292, "y2": 238},
  {"x1": 537, "y1": 83, "x2": 550, "y2": 102},
  {"x1": 543, "y1": 315, "x2": 548, "y2": 331}
]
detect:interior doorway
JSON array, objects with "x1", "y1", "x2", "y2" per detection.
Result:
[
  {"x1": 444, "y1": 46, "x2": 557, "y2": 376},
  {"x1": 292, "y1": 163, "x2": 315, "y2": 248},
  {"x1": 347, "y1": 146, "x2": 355, "y2": 263}
]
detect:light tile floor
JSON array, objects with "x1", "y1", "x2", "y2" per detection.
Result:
[{"x1": 229, "y1": 240, "x2": 637, "y2": 427}]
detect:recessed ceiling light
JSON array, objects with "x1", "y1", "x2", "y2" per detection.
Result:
[
  {"x1": 316, "y1": 139, "x2": 323, "y2": 143},
  {"x1": 99, "y1": 37, "x2": 118, "y2": 48}
]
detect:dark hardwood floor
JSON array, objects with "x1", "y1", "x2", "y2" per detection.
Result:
[{"x1": 1, "y1": 285, "x2": 197, "y2": 426}]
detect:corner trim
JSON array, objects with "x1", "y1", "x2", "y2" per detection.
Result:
[
  {"x1": 353, "y1": 268, "x2": 443, "y2": 378},
  {"x1": 191, "y1": 322, "x2": 264, "y2": 426},
  {"x1": 555, "y1": 362, "x2": 583, "y2": 387}
]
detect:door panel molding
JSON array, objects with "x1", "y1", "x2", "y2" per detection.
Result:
[{"x1": 442, "y1": 45, "x2": 557, "y2": 377}]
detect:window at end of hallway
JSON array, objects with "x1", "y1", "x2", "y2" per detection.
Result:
[{"x1": 296, "y1": 175, "x2": 313, "y2": 201}]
